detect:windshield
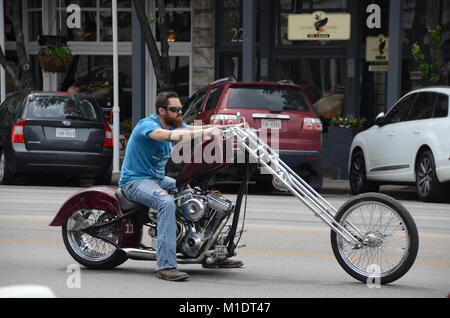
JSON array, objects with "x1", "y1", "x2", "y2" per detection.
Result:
[
  {"x1": 227, "y1": 86, "x2": 309, "y2": 111},
  {"x1": 27, "y1": 96, "x2": 102, "y2": 122}
]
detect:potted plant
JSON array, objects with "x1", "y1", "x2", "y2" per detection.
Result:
[
  {"x1": 38, "y1": 44, "x2": 73, "y2": 73},
  {"x1": 328, "y1": 115, "x2": 367, "y2": 180}
]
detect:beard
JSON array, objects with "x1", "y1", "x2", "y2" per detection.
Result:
[{"x1": 164, "y1": 113, "x2": 183, "y2": 128}]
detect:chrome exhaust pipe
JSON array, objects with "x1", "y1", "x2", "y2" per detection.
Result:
[{"x1": 122, "y1": 248, "x2": 157, "y2": 261}]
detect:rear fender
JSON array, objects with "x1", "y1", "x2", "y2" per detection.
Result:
[{"x1": 49, "y1": 186, "x2": 142, "y2": 248}]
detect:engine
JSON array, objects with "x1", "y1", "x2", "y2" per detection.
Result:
[{"x1": 175, "y1": 187, "x2": 234, "y2": 258}]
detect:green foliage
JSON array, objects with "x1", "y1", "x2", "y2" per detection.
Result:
[
  {"x1": 411, "y1": 25, "x2": 443, "y2": 84},
  {"x1": 330, "y1": 115, "x2": 367, "y2": 128},
  {"x1": 46, "y1": 46, "x2": 72, "y2": 57}
]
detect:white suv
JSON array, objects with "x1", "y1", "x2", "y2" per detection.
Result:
[{"x1": 348, "y1": 87, "x2": 450, "y2": 202}]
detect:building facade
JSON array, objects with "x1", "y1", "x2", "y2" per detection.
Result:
[{"x1": 1, "y1": 0, "x2": 450, "y2": 175}]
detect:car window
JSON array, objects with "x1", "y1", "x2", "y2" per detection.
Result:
[
  {"x1": 204, "y1": 87, "x2": 224, "y2": 111},
  {"x1": 26, "y1": 96, "x2": 102, "y2": 122},
  {"x1": 384, "y1": 93, "x2": 416, "y2": 125},
  {"x1": 407, "y1": 92, "x2": 436, "y2": 121},
  {"x1": 227, "y1": 86, "x2": 309, "y2": 111},
  {"x1": 433, "y1": 93, "x2": 449, "y2": 118},
  {"x1": 183, "y1": 89, "x2": 208, "y2": 119}
]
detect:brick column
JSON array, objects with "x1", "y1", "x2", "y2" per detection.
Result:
[{"x1": 192, "y1": 0, "x2": 215, "y2": 92}]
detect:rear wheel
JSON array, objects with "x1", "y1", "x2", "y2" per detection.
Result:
[
  {"x1": 349, "y1": 151, "x2": 379, "y2": 194},
  {"x1": 330, "y1": 193, "x2": 419, "y2": 285},
  {"x1": 416, "y1": 150, "x2": 447, "y2": 202},
  {"x1": 0, "y1": 150, "x2": 16, "y2": 185},
  {"x1": 62, "y1": 209, "x2": 127, "y2": 269}
]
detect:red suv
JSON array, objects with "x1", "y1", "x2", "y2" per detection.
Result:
[{"x1": 174, "y1": 78, "x2": 323, "y2": 190}]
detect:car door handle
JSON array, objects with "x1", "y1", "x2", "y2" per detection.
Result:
[
  {"x1": 414, "y1": 128, "x2": 422, "y2": 134},
  {"x1": 388, "y1": 132, "x2": 395, "y2": 137}
]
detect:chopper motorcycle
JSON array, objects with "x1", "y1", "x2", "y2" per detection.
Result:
[{"x1": 50, "y1": 126, "x2": 419, "y2": 284}]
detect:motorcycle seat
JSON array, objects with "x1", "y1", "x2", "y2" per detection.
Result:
[{"x1": 115, "y1": 188, "x2": 146, "y2": 212}]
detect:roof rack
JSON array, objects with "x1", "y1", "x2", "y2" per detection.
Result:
[
  {"x1": 210, "y1": 77, "x2": 237, "y2": 85},
  {"x1": 277, "y1": 79, "x2": 295, "y2": 84}
]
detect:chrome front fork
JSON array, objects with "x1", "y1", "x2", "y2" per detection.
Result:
[{"x1": 223, "y1": 127, "x2": 362, "y2": 246}]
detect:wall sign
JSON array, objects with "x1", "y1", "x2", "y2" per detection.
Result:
[
  {"x1": 66, "y1": 4, "x2": 81, "y2": 29},
  {"x1": 287, "y1": 11, "x2": 351, "y2": 41},
  {"x1": 366, "y1": 34, "x2": 389, "y2": 61}
]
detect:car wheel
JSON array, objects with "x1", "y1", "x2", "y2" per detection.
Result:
[
  {"x1": 349, "y1": 151, "x2": 379, "y2": 194},
  {"x1": 0, "y1": 150, "x2": 16, "y2": 185},
  {"x1": 415, "y1": 150, "x2": 446, "y2": 202}
]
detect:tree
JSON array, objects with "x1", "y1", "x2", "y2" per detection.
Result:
[
  {"x1": 410, "y1": 0, "x2": 450, "y2": 86},
  {"x1": 132, "y1": 0, "x2": 171, "y2": 90},
  {"x1": 0, "y1": 1, "x2": 35, "y2": 90}
]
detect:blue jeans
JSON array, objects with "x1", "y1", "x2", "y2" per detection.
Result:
[{"x1": 122, "y1": 177, "x2": 177, "y2": 270}]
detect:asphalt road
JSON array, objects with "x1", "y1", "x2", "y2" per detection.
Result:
[{"x1": 0, "y1": 184, "x2": 449, "y2": 298}]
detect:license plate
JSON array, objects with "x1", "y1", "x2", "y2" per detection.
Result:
[
  {"x1": 56, "y1": 128, "x2": 76, "y2": 138},
  {"x1": 261, "y1": 119, "x2": 281, "y2": 129}
]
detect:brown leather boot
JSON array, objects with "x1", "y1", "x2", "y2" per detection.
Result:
[{"x1": 156, "y1": 268, "x2": 189, "y2": 281}]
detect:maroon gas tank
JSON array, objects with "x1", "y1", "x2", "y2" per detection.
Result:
[{"x1": 175, "y1": 137, "x2": 231, "y2": 188}]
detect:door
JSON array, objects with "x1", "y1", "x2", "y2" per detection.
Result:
[{"x1": 367, "y1": 93, "x2": 416, "y2": 176}]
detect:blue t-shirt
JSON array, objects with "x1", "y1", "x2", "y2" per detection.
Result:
[{"x1": 119, "y1": 114, "x2": 187, "y2": 187}]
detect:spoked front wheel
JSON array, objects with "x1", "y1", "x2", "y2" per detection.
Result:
[{"x1": 330, "y1": 193, "x2": 419, "y2": 285}]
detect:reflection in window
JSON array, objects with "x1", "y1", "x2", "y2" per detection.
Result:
[
  {"x1": 100, "y1": 11, "x2": 132, "y2": 41},
  {"x1": 155, "y1": 11, "x2": 191, "y2": 42},
  {"x1": 402, "y1": 0, "x2": 450, "y2": 45},
  {"x1": 276, "y1": 58, "x2": 346, "y2": 131},
  {"x1": 157, "y1": 56, "x2": 190, "y2": 98}
]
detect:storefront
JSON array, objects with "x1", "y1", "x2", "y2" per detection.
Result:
[
  {"x1": 2, "y1": 0, "x2": 450, "y2": 176},
  {"x1": 2, "y1": 0, "x2": 193, "y2": 124},
  {"x1": 215, "y1": 0, "x2": 450, "y2": 175}
]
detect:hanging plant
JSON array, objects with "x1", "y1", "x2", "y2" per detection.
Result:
[{"x1": 38, "y1": 43, "x2": 74, "y2": 73}]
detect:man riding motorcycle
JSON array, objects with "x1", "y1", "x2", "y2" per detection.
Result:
[{"x1": 119, "y1": 91, "x2": 243, "y2": 281}]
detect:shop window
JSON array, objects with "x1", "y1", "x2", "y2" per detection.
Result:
[
  {"x1": 56, "y1": 0, "x2": 132, "y2": 42},
  {"x1": 402, "y1": 0, "x2": 450, "y2": 46},
  {"x1": 29, "y1": 11, "x2": 43, "y2": 41},
  {"x1": 156, "y1": 56, "x2": 190, "y2": 98},
  {"x1": 222, "y1": 56, "x2": 240, "y2": 80},
  {"x1": 61, "y1": 55, "x2": 132, "y2": 121},
  {"x1": 220, "y1": 0, "x2": 261, "y2": 44},
  {"x1": 276, "y1": 58, "x2": 346, "y2": 131},
  {"x1": 154, "y1": 0, "x2": 192, "y2": 42}
]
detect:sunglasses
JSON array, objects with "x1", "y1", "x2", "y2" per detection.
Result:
[{"x1": 164, "y1": 106, "x2": 183, "y2": 113}]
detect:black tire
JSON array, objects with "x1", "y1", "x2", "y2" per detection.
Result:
[
  {"x1": 415, "y1": 150, "x2": 447, "y2": 202},
  {"x1": 0, "y1": 150, "x2": 16, "y2": 185},
  {"x1": 330, "y1": 193, "x2": 419, "y2": 285},
  {"x1": 62, "y1": 209, "x2": 127, "y2": 270},
  {"x1": 349, "y1": 150, "x2": 379, "y2": 194}
]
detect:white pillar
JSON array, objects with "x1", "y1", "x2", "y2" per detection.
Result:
[
  {"x1": 112, "y1": 0, "x2": 120, "y2": 175},
  {"x1": 0, "y1": 0, "x2": 5, "y2": 102}
]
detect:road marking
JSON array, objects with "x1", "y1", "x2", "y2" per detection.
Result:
[
  {"x1": 1, "y1": 219, "x2": 449, "y2": 240},
  {"x1": 246, "y1": 225, "x2": 450, "y2": 240},
  {"x1": 1, "y1": 239, "x2": 449, "y2": 267},
  {"x1": 0, "y1": 239, "x2": 62, "y2": 245},
  {"x1": 238, "y1": 250, "x2": 450, "y2": 267}
]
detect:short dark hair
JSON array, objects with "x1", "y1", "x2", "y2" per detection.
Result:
[{"x1": 156, "y1": 91, "x2": 179, "y2": 115}]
